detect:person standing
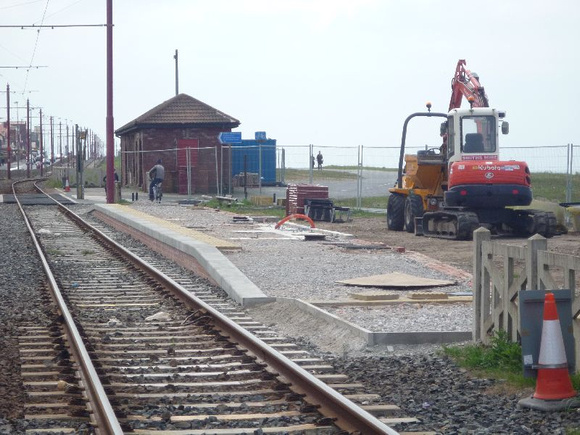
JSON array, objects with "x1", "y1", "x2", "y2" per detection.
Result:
[
  {"x1": 148, "y1": 159, "x2": 165, "y2": 201},
  {"x1": 316, "y1": 151, "x2": 323, "y2": 170},
  {"x1": 103, "y1": 169, "x2": 119, "y2": 193}
]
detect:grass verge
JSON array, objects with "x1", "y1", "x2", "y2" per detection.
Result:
[{"x1": 442, "y1": 331, "x2": 580, "y2": 391}]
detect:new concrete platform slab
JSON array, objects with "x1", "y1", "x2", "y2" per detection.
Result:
[{"x1": 93, "y1": 204, "x2": 273, "y2": 307}]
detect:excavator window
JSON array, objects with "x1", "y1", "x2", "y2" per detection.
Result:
[{"x1": 461, "y1": 115, "x2": 496, "y2": 153}]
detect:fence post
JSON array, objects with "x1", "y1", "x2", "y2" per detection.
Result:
[
  {"x1": 357, "y1": 145, "x2": 363, "y2": 209},
  {"x1": 473, "y1": 227, "x2": 490, "y2": 342},
  {"x1": 566, "y1": 143, "x2": 572, "y2": 203},
  {"x1": 309, "y1": 144, "x2": 313, "y2": 184},
  {"x1": 527, "y1": 234, "x2": 547, "y2": 290}
]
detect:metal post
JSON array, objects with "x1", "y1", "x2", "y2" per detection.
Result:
[
  {"x1": 66, "y1": 123, "x2": 69, "y2": 164},
  {"x1": 76, "y1": 124, "x2": 80, "y2": 197},
  {"x1": 258, "y1": 143, "x2": 262, "y2": 194},
  {"x1": 26, "y1": 99, "x2": 30, "y2": 177},
  {"x1": 15, "y1": 101, "x2": 20, "y2": 171},
  {"x1": 281, "y1": 148, "x2": 285, "y2": 184},
  {"x1": 174, "y1": 49, "x2": 179, "y2": 96},
  {"x1": 309, "y1": 144, "x2": 313, "y2": 184},
  {"x1": 39, "y1": 109, "x2": 43, "y2": 176},
  {"x1": 215, "y1": 146, "x2": 219, "y2": 196},
  {"x1": 357, "y1": 145, "x2": 363, "y2": 209},
  {"x1": 59, "y1": 122, "x2": 62, "y2": 164},
  {"x1": 572, "y1": 144, "x2": 575, "y2": 201},
  {"x1": 566, "y1": 143, "x2": 572, "y2": 204},
  {"x1": 228, "y1": 144, "x2": 232, "y2": 195},
  {"x1": 244, "y1": 154, "x2": 248, "y2": 200},
  {"x1": 6, "y1": 84, "x2": 10, "y2": 179},
  {"x1": 106, "y1": 0, "x2": 115, "y2": 203},
  {"x1": 220, "y1": 144, "x2": 224, "y2": 196},
  {"x1": 50, "y1": 117, "x2": 54, "y2": 163},
  {"x1": 186, "y1": 147, "x2": 191, "y2": 198}
]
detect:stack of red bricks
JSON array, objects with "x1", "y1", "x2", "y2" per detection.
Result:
[{"x1": 285, "y1": 184, "x2": 329, "y2": 215}]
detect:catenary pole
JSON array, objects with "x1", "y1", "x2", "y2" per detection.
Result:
[
  {"x1": 6, "y1": 84, "x2": 10, "y2": 179},
  {"x1": 106, "y1": 0, "x2": 115, "y2": 203},
  {"x1": 26, "y1": 99, "x2": 30, "y2": 178}
]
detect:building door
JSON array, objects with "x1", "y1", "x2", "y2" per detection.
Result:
[{"x1": 177, "y1": 139, "x2": 199, "y2": 195}]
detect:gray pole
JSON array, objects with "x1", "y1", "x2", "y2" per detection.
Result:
[
  {"x1": 6, "y1": 84, "x2": 10, "y2": 179},
  {"x1": 106, "y1": 0, "x2": 115, "y2": 203},
  {"x1": 174, "y1": 49, "x2": 179, "y2": 96}
]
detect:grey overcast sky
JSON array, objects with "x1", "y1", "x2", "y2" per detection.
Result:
[{"x1": 1, "y1": 0, "x2": 579, "y2": 155}]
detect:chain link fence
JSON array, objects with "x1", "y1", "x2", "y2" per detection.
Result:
[{"x1": 37, "y1": 143, "x2": 578, "y2": 208}]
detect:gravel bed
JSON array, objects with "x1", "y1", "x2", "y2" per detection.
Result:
[
  {"x1": 0, "y1": 204, "x2": 66, "y2": 431},
  {"x1": 129, "y1": 202, "x2": 473, "y2": 332},
  {"x1": 324, "y1": 304, "x2": 473, "y2": 332}
]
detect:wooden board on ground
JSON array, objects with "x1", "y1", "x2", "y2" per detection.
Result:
[
  {"x1": 350, "y1": 291, "x2": 399, "y2": 301},
  {"x1": 337, "y1": 271, "x2": 455, "y2": 289}
]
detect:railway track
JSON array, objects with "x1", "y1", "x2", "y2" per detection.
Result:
[{"x1": 9, "y1": 180, "x2": 412, "y2": 434}]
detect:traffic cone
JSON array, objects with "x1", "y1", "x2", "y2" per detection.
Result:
[
  {"x1": 64, "y1": 178, "x2": 70, "y2": 192},
  {"x1": 532, "y1": 292, "x2": 576, "y2": 400}
]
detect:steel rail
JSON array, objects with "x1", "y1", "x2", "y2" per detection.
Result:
[
  {"x1": 14, "y1": 181, "x2": 123, "y2": 435},
  {"x1": 40, "y1": 191, "x2": 398, "y2": 434}
]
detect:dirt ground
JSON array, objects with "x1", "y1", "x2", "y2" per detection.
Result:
[{"x1": 314, "y1": 216, "x2": 580, "y2": 274}]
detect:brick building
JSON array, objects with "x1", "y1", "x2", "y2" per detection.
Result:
[{"x1": 115, "y1": 93, "x2": 240, "y2": 195}]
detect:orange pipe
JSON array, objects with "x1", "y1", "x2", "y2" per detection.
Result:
[{"x1": 275, "y1": 213, "x2": 316, "y2": 229}]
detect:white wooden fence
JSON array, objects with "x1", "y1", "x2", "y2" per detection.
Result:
[{"x1": 473, "y1": 228, "x2": 580, "y2": 372}]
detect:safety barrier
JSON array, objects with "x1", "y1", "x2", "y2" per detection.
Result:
[{"x1": 473, "y1": 227, "x2": 580, "y2": 372}]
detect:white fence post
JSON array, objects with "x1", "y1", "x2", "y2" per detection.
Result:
[
  {"x1": 526, "y1": 234, "x2": 547, "y2": 291},
  {"x1": 472, "y1": 227, "x2": 490, "y2": 342}
]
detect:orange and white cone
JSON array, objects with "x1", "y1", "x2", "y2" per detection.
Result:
[
  {"x1": 64, "y1": 178, "x2": 70, "y2": 192},
  {"x1": 532, "y1": 292, "x2": 576, "y2": 401}
]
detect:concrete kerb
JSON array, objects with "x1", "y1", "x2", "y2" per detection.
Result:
[
  {"x1": 281, "y1": 298, "x2": 472, "y2": 346},
  {"x1": 93, "y1": 204, "x2": 273, "y2": 307}
]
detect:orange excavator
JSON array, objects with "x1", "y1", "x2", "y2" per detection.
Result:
[{"x1": 387, "y1": 59, "x2": 556, "y2": 240}]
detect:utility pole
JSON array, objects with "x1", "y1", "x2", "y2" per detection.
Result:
[
  {"x1": 76, "y1": 124, "x2": 85, "y2": 199},
  {"x1": 59, "y1": 121, "x2": 62, "y2": 163},
  {"x1": 15, "y1": 101, "x2": 19, "y2": 171},
  {"x1": 50, "y1": 116, "x2": 54, "y2": 163},
  {"x1": 105, "y1": 0, "x2": 115, "y2": 203},
  {"x1": 39, "y1": 109, "x2": 43, "y2": 176},
  {"x1": 6, "y1": 84, "x2": 10, "y2": 179},
  {"x1": 174, "y1": 49, "x2": 179, "y2": 96},
  {"x1": 66, "y1": 122, "x2": 70, "y2": 165},
  {"x1": 26, "y1": 98, "x2": 30, "y2": 177}
]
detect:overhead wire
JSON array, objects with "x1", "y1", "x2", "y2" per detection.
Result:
[
  {"x1": 0, "y1": 0, "x2": 45, "y2": 11},
  {"x1": 23, "y1": 0, "x2": 50, "y2": 92}
]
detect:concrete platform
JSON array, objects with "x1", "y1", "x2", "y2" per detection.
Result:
[{"x1": 93, "y1": 203, "x2": 273, "y2": 307}]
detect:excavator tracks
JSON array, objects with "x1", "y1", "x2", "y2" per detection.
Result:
[
  {"x1": 419, "y1": 208, "x2": 558, "y2": 240},
  {"x1": 511, "y1": 209, "x2": 558, "y2": 238},
  {"x1": 421, "y1": 210, "x2": 480, "y2": 240}
]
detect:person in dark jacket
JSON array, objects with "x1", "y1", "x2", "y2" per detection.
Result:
[
  {"x1": 148, "y1": 159, "x2": 165, "y2": 200},
  {"x1": 316, "y1": 151, "x2": 323, "y2": 170},
  {"x1": 103, "y1": 169, "x2": 119, "y2": 193}
]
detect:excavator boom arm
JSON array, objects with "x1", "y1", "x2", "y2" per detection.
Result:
[{"x1": 449, "y1": 59, "x2": 489, "y2": 111}]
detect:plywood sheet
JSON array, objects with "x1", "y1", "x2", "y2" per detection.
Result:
[{"x1": 337, "y1": 272, "x2": 455, "y2": 288}]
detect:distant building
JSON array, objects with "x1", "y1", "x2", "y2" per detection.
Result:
[{"x1": 115, "y1": 93, "x2": 240, "y2": 194}]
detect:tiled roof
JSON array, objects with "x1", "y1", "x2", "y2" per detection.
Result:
[{"x1": 115, "y1": 94, "x2": 240, "y2": 135}]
